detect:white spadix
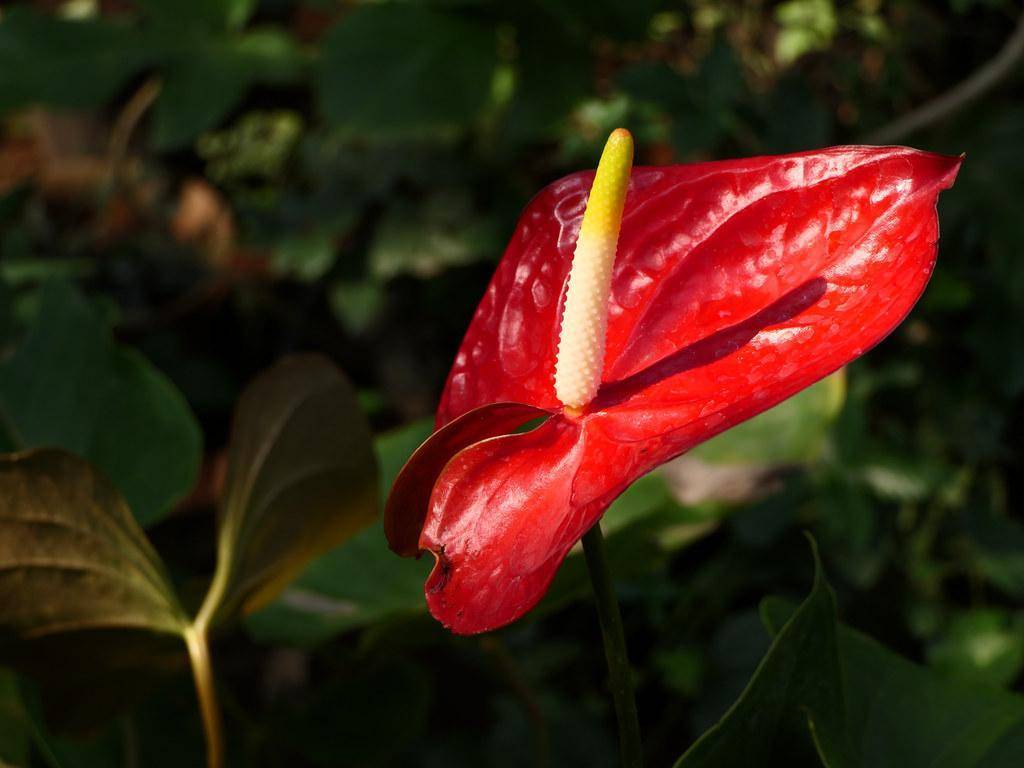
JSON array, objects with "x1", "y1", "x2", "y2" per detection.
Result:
[{"x1": 554, "y1": 128, "x2": 634, "y2": 412}]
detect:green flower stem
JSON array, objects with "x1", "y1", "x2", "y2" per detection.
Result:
[
  {"x1": 581, "y1": 523, "x2": 644, "y2": 768},
  {"x1": 184, "y1": 624, "x2": 224, "y2": 768}
]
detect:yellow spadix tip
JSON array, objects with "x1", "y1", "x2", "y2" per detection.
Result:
[
  {"x1": 554, "y1": 128, "x2": 634, "y2": 411},
  {"x1": 578, "y1": 129, "x2": 634, "y2": 242}
]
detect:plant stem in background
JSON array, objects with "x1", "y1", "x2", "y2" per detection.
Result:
[
  {"x1": 863, "y1": 6, "x2": 1024, "y2": 143},
  {"x1": 582, "y1": 523, "x2": 644, "y2": 768},
  {"x1": 184, "y1": 624, "x2": 224, "y2": 768}
]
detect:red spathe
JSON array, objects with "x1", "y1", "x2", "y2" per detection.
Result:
[{"x1": 386, "y1": 145, "x2": 961, "y2": 634}]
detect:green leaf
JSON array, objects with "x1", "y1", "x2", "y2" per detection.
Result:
[
  {"x1": 246, "y1": 419, "x2": 434, "y2": 647},
  {"x1": 0, "y1": 9, "x2": 154, "y2": 113},
  {"x1": 761, "y1": 599, "x2": 1024, "y2": 767},
  {"x1": 0, "y1": 282, "x2": 202, "y2": 527},
  {"x1": 690, "y1": 370, "x2": 846, "y2": 465},
  {"x1": 674, "y1": 537, "x2": 851, "y2": 767},
  {"x1": 0, "y1": 450, "x2": 188, "y2": 639},
  {"x1": 619, "y1": 43, "x2": 746, "y2": 156},
  {"x1": 197, "y1": 354, "x2": 378, "y2": 631},
  {"x1": 503, "y1": 19, "x2": 592, "y2": 141},
  {"x1": 318, "y1": 6, "x2": 497, "y2": 135},
  {"x1": 244, "y1": 522, "x2": 431, "y2": 647},
  {"x1": 134, "y1": 0, "x2": 258, "y2": 31},
  {"x1": 153, "y1": 30, "x2": 304, "y2": 150},
  {"x1": 8, "y1": 627, "x2": 187, "y2": 736}
]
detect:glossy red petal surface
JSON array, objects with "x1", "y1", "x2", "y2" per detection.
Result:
[
  {"x1": 437, "y1": 146, "x2": 961, "y2": 425},
  {"x1": 384, "y1": 402, "x2": 550, "y2": 557},
  {"x1": 421, "y1": 145, "x2": 960, "y2": 634}
]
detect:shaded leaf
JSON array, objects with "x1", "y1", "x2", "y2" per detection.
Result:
[
  {"x1": 0, "y1": 282, "x2": 202, "y2": 527},
  {"x1": 503, "y1": 18, "x2": 592, "y2": 141},
  {"x1": 153, "y1": 29, "x2": 304, "y2": 149},
  {"x1": 198, "y1": 354, "x2": 378, "y2": 630},
  {"x1": 0, "y1": 448, "x2": 192, "y2": 735},
  {"x1": 0, "y1": 9, "x2": 153, "y2": 113},
  {"x1": 318, "y1": 6, "x2": 497, "y2": 135},
  {"x1": 7, "y1": 628, "x2": 187, "y2": 735},
  {"x1": 135, "y1": 0, "x2": 258, "y2": 32},
  {"x1": 674, "y1": 538, "x2": 851, "y2": 767},
  {"x1": 245, "y1": 522, "x2": 430, "y2": 647},
  {"x1": 619, "y1": 44, "x2": 746, "y2": 156},
  {"x1": 758, "y1": 75, "x2": 833, "y2": 153},
  {"x1": 247, "y1": 419, "x2": 434, "y2": 647},
  {"x1": 762, "y1": 599, "x2": 1024, "y2": 767},
  {"x1": 0, "y1": 450, "x2": 187, "y2": 639}
]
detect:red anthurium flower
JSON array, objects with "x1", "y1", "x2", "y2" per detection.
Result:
[{"x1": 385, "y1": 130, "x2": 961, "y2": 635}]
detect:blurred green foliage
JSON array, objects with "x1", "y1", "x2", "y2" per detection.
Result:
[{"x1": 0, "y1": 0, "x2": 1022, "y2": 766}]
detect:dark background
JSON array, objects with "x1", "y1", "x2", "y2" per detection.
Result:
[{"x1": 0, "y1": 0, "x2": 1022, "y2": 766}]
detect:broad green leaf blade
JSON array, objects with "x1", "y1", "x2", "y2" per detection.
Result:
[
  {"x1": 0, "y1": 9, "x2": 154, "y2": 113},
  {"x1": 153, "y1": 29, "x2": 304, "y2": 149},
  {"x1": 503, "y1": 19, "x2": 592, "y2": 142},
  {"x1": 762, "y1": 599, "x2": 1024, "y2": 767},
  {"x1": 674, "y1": 538, "x2": 851, "y2": 767},
  {"x1": 690, "y1": 370, "x2": 846, "y2": 465},
  {"x1": 0, "y1": 450, "x2": 187, "y2": 638},
  {"x1": 0, "y1": 282, "x2": 202, "y2": 527},
  {"x1": 246, "y1": 419, "x2": 432, "y2": 646},
  {"x1": 200, "y1": 354, "x2": 378, "y2": 630},
  {"x1": 318, "y1": 6, "x2": 498, "y2": 136},
  {"x1": 245, "y1": 522, "x2": 431, "y2": 647}
]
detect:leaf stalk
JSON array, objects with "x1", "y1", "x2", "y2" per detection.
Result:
[{"x1": 184, "y1": 624, "x2": 224, "y2": 768}]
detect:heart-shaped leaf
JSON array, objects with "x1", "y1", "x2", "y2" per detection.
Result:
[
  {"x1": 0, "y1": 449, "x2": 188, "y2": 640},
  {"x1": 673, "y1": 537, "x2": 850, "y2": 766},
  {"x1": 318, "y1": 6, "x2": 497, "y2": 136},
  {"x1": 0, "y1": 9, "x2": 155, "y2": 113},
  {"x1": 246, "y1": 419, "x2": 432, "y2": 646},
  {"x1": 197, "y1": 354, "x2": 378, "y2": 631},
  {"x1": 762, "y1": 597, "x2": 1024, "y2": 767},
  {"x1": 0, "y1": 282, "x2": 202, "y2": 527}
]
